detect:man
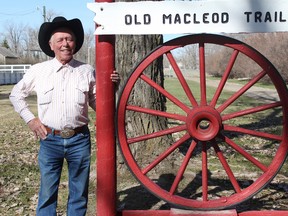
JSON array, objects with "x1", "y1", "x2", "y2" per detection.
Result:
[{"x1": 10, "y1": 16, "x2": 119, "y2": 215}]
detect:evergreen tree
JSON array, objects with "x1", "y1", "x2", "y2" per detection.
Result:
[{"x1": 1, "y1": 38, "x2": 10, "y2": 49}]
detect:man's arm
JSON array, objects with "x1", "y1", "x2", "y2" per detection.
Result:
[{"x1": 9, "y1": 71, "x2": 47, "y2": 140}]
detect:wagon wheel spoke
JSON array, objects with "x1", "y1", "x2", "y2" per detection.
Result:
[
  {"x1": 210, "y1": 50, "x2": 239, "y2": 107},
  {"x1": 223, "y1": 125, "x2": 282, "y2": 142},
  {"x1": 127, "y1": 105, "x2": 186, "y2": 121},
  {"x1": 220, "y1": 134, "x2": 268, "y2": 172},
  {"x1": 142, "y1": 133, "x2": 191, "y2": 175},
  {"x1": 222, "y1": 101, "x2": 282, "y2": 121},
  {"x1": 166, "y1": 51, "x2": 198, "y2": 107},
  {"x1": 212, "y1": 141, "x2": 242, "y2": 193},
  {"x1": 202, "y1": 141, "x2": 209, "y2": 201},
  {"x1": 170, "y1": 140, "x2": 197, "y2": 195},
  {"x1": 128, "y1": 124, "x2": 187, "y2": 144},
  {"x1": 199, "y1": 42, "x2": 207, "y2": 106},
  {"x1": 140, "y1": 74, "x2": 190, "y2": 113},
  {"x1": 217, "y1": 70, "x2": 267, "y2": 113}
]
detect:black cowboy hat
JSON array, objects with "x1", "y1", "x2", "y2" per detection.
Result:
[{"x1": 38, "y1": 16, "x2": 84, "y2": 57}]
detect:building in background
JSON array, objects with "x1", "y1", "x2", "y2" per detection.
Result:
[{"x1": 0, "y1": 47, "x2": 18, "y2": 64}]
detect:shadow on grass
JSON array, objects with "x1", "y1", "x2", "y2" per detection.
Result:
[{"x1": 117, "y1": 170, "x2": 288, "y2": 212}]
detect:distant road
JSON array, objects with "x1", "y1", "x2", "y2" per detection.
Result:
[{"x1": 190, "y1": 76, "x2": 281, "y2": 103}]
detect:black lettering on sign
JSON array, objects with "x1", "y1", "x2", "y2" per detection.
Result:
[
  {"x1": 184, "y1": 14, "x2": 191, "y2": 24},
  {"x1": 244, "y1": 11, "x2": 286, "y2": 23},
  {"x1": 144, "y1": 14, "x2": 151, "y2": 24},
  {"x1": 264, "y1": 12, "x2": 272, "y2": 22},
  {"x1": 244, "y1": 12, "x2": 252, "y2": 22},
  {"x1": 203, "y1": 13, "x2": 209, "y2": 23},
  {"x1": 124, "y1": 14, "x2": 151, "y2": 25},
  {"x1": 255, "y1": 11, "x2": 262, "y2": 22},
  {"x1": 163, "y1": 14, "x2": 172, "y2": 24},
  {"x1": 193, "y1": 13, "x2": 200, "y2": 24},
  {"x1": 222, "y1": 13, "x2": 229, "y2": 23},
  {"x1": 175, "y1": 14, "x2": 181, "y2": 24},
  {"x1": 163, "y1": 12, "x2": 229, "y2": 24},
  {"x1": 125, "y1": 15, "x2": 133, "y2": 25},
  {"x1": 135, "y1": 14, "x2": 141, "y2": 25},
  {"x1": 211, "y1": 13, "x2": 219, "y2": 23}
]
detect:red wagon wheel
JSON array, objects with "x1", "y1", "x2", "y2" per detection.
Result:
[{"x1": 116, "y1": 34, "x2": 288, "y2": 210}]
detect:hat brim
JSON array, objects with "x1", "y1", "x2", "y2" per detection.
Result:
[{"x1": 38, "y1": 18, "x2": 84, "y2": 57}]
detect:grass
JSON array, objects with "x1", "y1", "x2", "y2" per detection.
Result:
[{"x1": 1, "y1": 79, "x2": 287, "y2": 214}]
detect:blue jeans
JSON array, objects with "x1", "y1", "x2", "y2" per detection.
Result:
[{"x1": 36, "y1": 126, "x2": 91, "y2": 216}]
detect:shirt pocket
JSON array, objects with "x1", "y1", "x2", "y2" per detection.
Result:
[
  {"x1": 76, "y1": 83, "x2": 89, "y2": 106},
  {"x1": 38, "y1": 85, "x2": 54, "y2": 105}
]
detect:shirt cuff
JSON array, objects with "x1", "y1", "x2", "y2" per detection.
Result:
[{"x1": 20, "y1": 108, "x2": 36, "y2": 124}]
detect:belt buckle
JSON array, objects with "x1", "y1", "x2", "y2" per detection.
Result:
[{"x1": 60, "y1": 128, "x2": 75, "y2": 138}]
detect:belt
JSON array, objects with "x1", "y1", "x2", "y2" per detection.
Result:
[{"x1": 44, "y1": 125, "x2": 87, "y2": 138}]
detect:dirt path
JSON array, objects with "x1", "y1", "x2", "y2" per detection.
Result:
[{"x1": 189, "y1": 76, "x2": 281, "y2": 102}]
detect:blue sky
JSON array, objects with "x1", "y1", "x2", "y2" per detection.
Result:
[
  {"x1": 0, "y1": 0, "x2": 96, "y2": 33},
  {"x1": 0, "y1": 0, "x2": 180, "y2": 42}
]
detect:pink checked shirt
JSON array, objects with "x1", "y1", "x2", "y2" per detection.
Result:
[{"x1": 10, "y1": 58, "x2": 96, "y2": 130}]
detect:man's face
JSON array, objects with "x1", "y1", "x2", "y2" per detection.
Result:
[{"x1": 49, "y1": 28, "x2": 76, "y2": 64}]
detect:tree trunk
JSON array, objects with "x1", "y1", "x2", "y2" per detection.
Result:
[{"x1": 116, "y1": 32, "x2": 175, "y2": 175}]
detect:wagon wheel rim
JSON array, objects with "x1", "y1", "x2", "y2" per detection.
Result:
[{"x1": 116, "y1": 34, "x2": 288, "y2": 210}]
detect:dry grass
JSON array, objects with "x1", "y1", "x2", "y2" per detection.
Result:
[{"x1": 1, "y1": 82, "x2": 287, "y2": 215}]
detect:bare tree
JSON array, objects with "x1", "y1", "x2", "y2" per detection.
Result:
[
  {"x1": 45, "y1": 9, "x2": 58, "y2": 22},
  {"x1": 5, "y1": 22, "x2": 27, "y2": 56},
  {"x1": 244, "y1": 32, "x2": 288, "y2": 83},
  {"x1": 177, "y1": 44, "x2": 198, "y2": 70},
  {"x1": 75, "y1": 29, "x2": 95, "y2": 67},
  {"x1": 205, "y1": 33, "x2": 288, "y2": 83},
  {"x1": 21, "y1": 26, "x2": 44, "y2": 63}
]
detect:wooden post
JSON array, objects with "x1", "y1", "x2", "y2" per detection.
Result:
[{"x1": 95, "y1": 0, "x2": 116, "y2": 215}]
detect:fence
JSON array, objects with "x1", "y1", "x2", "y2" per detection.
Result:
[{"x1": 0, "y1": 65, "x2": 31, "y2": 85}]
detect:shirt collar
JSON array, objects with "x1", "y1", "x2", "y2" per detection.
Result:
[{"x1": 53, "y1": 58, "x2": 75, "y2": 72}]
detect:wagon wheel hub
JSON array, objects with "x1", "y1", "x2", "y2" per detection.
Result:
[{"x1": 186, "y1": 106, "x2": 222, "y2": 141}]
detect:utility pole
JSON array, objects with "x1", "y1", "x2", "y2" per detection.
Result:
[
  {"x1": 37, "y1": 6, "x2": 46, "y2": 23},
  {"x1": 42, "y1": 6, "x2": 46, "y2": 22}
]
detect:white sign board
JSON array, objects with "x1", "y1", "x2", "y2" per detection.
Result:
[{"x1": 87, "y1": 0, "x2": 288, "y2": 35}]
